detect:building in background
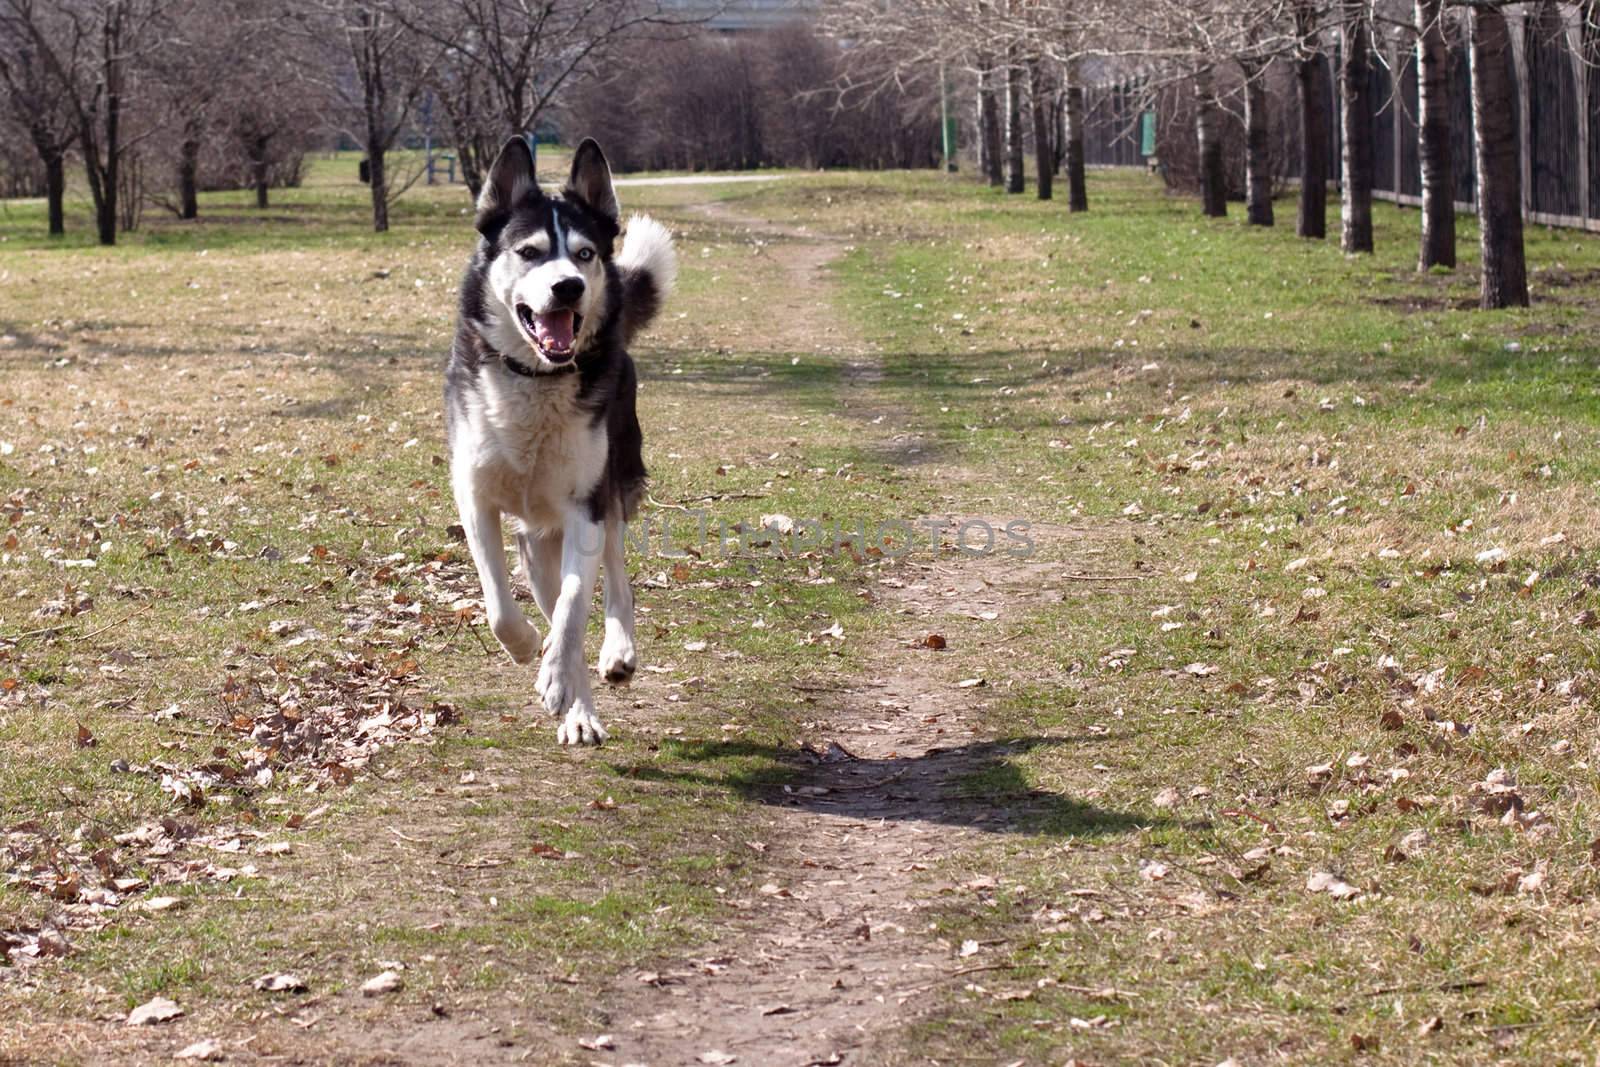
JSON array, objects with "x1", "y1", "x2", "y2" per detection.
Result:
[{"x1": 662, "y1": 0, "x2": 817, "y2": 33}]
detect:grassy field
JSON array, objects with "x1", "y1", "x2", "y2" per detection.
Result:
[{"x1": 4, "y1": 155, "x2": 1600, "y2": 1065}]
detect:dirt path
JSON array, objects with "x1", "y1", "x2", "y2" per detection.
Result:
[{"x1": 594, "y1": 203, "x2": 1062, "y2": 1067}]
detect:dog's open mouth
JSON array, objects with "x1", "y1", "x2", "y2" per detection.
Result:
[{"x1": 515, "y1": 304, "x2": 582, "y2": 363}]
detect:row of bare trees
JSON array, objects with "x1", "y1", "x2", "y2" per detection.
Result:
[
  {"x1": 828, "y1": 0, "x2": 1587, "y2": 310},
  {"x1": 0, "y1": 0, "x2": 714, "y2": 242},
  {"x1": 3, "y1": 0, "x2": 1585, "y2": 310},
  {"x1": 0, "y1": 0, "x2": 328, "y2": 242},
  {"x1": 562, "y1": 24, "x2": 941, "y2": 173}
]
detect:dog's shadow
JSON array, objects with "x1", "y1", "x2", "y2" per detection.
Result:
[{"x1": 612, "y1": 733, "x2": 1159, "y2": 839}]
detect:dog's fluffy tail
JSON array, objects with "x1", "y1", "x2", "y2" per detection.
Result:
[{"x1": 616, "y1": 214, "x2": 676, "y2": 346}]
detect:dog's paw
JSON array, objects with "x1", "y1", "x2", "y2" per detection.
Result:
[
  {"x1": 536, "y1": 645, "x2": 578, "y2": 715},
  {"x1": 556, "y1": 704, "x2": 607, "y2": 746},
  {"x1": 597, "y1": 627, "x2": 637, "y2": 685},
  {"x1": 491, "y1": 613, "x2": 541, "y2": 666}
]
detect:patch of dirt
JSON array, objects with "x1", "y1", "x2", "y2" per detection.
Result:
[
  {"x1": 590, "y1": 206, "x2": 1112, "y2": 1067},
  {"x1": 1367, "y1": 292, "x2": 1478, "y2": 313},
  {"x1": 685, "y1": 201, "x2": 859, "y2": 365},
  {"x1": 597, "y1": 527, "x2": 1126, "y2": 1067}
]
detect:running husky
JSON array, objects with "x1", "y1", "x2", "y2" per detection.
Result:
[{"x1": 444, "y1": 137, "x2": 675, "y2": 745}]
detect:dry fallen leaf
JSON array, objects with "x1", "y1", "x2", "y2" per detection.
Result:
[
  {"x1": 253, "y1": 972, "x2": 307, "y2": 994},
  {"x1": 698, "y1": 1052, "x2": 737, "y2": 1066},
  {"x1": 134, "y1": 896, "x2": 184, "y2": 914},
  {"x1": 174, "y1": 1038, "x2": 225, "y2": 1061},
  {"x1": 578, "y1": 1034, "x2": 616, "y2": 1051},
  {"x1": 362, "y1": 970, "x2": 403, "y2": 996},
  {"x1": 1306, "y1": 871, "x2": 1361, "y2": 900},
  {"x1": 126, "y1": 996, "x2": 183, "y2": 1026}
]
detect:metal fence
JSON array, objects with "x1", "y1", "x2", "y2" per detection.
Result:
[{"x1": 1080, "y1": 2, "x2": 1600, "y2": 232}]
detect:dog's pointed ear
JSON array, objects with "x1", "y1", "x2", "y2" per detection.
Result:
[
  {"x1": 565, "y1": 138, "x2": 619, "y2": 223},
  {"x1": 476, "y1": 137, "x2": 540, "y2": 235}
]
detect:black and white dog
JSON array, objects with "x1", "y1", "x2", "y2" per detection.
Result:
[{"x1": 444, "y1": 137, "x2": 675, "y2": 745}]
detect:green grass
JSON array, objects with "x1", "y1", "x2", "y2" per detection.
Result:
[
  {"x1": 6, "y1": 156, "x2": 1600, "y2": 1062},
  {"x1": 719, "y1": 169, "x2": 1600, "y2": 1063}
]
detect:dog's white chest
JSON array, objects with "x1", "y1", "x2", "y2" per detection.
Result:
[{"x1": 453, "y1": 369, "x2": 607, "y2": 530}]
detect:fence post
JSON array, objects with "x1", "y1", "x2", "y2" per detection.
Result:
[
  {"x1": 1392, "y1": 37, "x2": 1404, "y2": 198},
  {"x1": 1572, "y1": 13, "x2": 1591, "y2": 225},
  {"x1": 1511, "y1": 7, "x2": 1532, "y2": 220},
  {"x1": 940, "y1": 62, "x2": 959, "y2": 173}
]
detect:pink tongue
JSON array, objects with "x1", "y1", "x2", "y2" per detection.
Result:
[{"x1": 534, "y1": 309, "x2": 575, "y2": 351}]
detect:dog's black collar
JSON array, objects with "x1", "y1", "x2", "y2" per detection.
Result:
[
  {"x1": 500, "y1": 353, "x2": 576, "y2": 378},
  {"x1": 501, "y1": 353, "x2": 539, "y2": 378}
]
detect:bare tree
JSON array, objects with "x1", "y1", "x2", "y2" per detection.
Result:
[
  {"x1": 1004, "y1": 43, "x2": 1025, "y2": 192},
  {"x1": 1027, "y1": 56, "x2": 1053, "y2": 199},
  {"x1": 1294, "y1": 0, "x2": 1331, "y2": 238},
  {"x1": 3, "y1": 0, "x2": 170, "y2": 245},
  {"x1": 1467, "y1": 2, "x2": 1526, "y2": 307},
  {"x1": 0, "y1": 6, "x2": 78, "y2": 235},
  {"x1": 1061, "y1": 55, "x2": 1087, "y2": 210},
  {"x1": 295, "y1": 0, "x2": 437, "y2": 231},
  {"x1": 422, "y1": 26, "x2": 496, "y2": 196},
  {"x1": 234, "y1": 94, "x2": 306, "y2": 210},
  {"x1": 1338, "y1": 0, "x2": 1374, "y2": 253},
  {"x1": 146, "y1": 0, "x2": 254, "y2": 219},
  {"x1": 400, "y1": 0, "x2": 711, "y2": 199},
  {"x1": 1414, "y1": 0, "x2": 1455, "y2": 268},
  {"x1": 1192, "y1": 65, "x2": 1226, "y2": 216},
  {"x1": 978, "y1": 49, "x2": 1003, "y2": 185},
  {"x1": 1240, "y1": 57, "x2": 1273, "y2": 224},
  {"x1": 1071, "y1": 0, "x2": 1294, "y2": 218}
]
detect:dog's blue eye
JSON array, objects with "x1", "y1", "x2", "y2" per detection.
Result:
[{"x1": 576, "y1": 248, "x2": 594, "y2": 262}]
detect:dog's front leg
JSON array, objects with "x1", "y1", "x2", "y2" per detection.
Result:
[
  {"x1": 537, "y1": 509, "x2": 606, "y2": 745},
  {"x1": 458, "y1": 498, "x2": 540, "y2": 665},
  {"x1": 515, "y1": 529, "x2": 563, "y2": 624},
  {"x1": 597, "y1": 517, "x2": 638, "y2": 684}
]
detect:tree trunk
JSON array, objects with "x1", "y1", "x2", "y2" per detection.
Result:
[
  {"x1": 44, "y1": 153, "x2": 65, "y2": 236},
  {"x1": 83, "y1": 110, "x2": 118, "y2": 245},
  {"x1": 1416, "y1": 0, "x2": 1456, "y2": 269},
  {"x1": 1194, "y1": 69, "x2": 1226, "y2": 218},
  {"x1": 1469, "y1": 5, "x2": 1528, "y2": 308},
  {"x1": 95, "y1": 176, "x2": 117, "y2": 245},
  {"x1": 460, "y1": 136, "x2": 487, "y2": 200},
  {"x1": 1243, "y1": 64, "x2": 1274, "y2": 226},
  {"x1": 1028, "y1": 58, "x2": 1052, "y2": 201},
  {"x1": 1339, "y1": 0, "x2": 1375, "y2": 253},
  {"x1": 179, "y1": 138, "x2": 200, "y2": 220},
  {"x1": 1005, "y1": 54, "x2": 1024, "y2": 194},
  {"x1": 94, "y1": 9, "x2": 123, "y2": 247},
  {"x1": 1063, "y1": 60, "x2": 1087, "y2": 211},
  {"x1": 975, "y1": 86, "x2": 989, "y2": 180},
  {"x1": 979, "y1": 55, "x2": 1002, "y2": 187},
  {"x1": 369, "y1": 145, "x2": 389, "y2": 232},
  {"x1": 1296, "y1": 21, "x2": 1330, "y2": 238}
]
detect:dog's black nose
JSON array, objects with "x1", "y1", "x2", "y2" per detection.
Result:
[{"x1": 552, "y1": 277, "x2": 585, "y2": 304}]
